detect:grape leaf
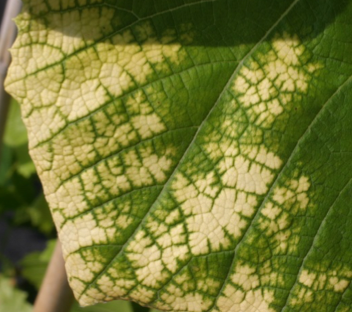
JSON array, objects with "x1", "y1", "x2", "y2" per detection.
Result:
[{"x1": 5, "y1": 0, "x2": 352, "y2": 311}]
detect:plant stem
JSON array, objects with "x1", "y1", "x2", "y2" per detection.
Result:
[
  {"x1": 0, "y1": 0, "x2": 21, "y2": 150},
  {"x1": 34, "y1": 240, "x2": 74, "y2": 312}
]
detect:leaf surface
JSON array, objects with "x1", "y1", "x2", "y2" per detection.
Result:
[{"x1": 5, "y1": 0, "x2": 352, "y2": 311}]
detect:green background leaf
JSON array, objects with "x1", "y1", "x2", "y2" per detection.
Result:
[
  {"x1": 0, "y1": 275, "x2": 32, "y2": 312},
  {"x1": 5, "y1": 0, "x2": 352, "y2": 311}
]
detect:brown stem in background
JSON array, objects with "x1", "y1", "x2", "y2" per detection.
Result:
[
  {"x1": 0, "y1": 0, "x2": 21, "y2": 147},
  {"x1": 34, "y1": 241, "x2": 74, "y2": 312}
]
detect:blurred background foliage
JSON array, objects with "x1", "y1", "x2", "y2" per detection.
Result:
[{"x1": 0, "y1": 99, "x2": 152, "y2": 312}]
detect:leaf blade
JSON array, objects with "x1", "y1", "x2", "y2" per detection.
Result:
[{"x1": 5, "y1": 0, "x2": 352, "y2": 311}]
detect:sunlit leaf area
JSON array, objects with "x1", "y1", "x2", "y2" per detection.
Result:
[
  {"x1": 3, "y1": 0, "x2": 352, "y2": 311},
  {"x1": 0, "y1": 99, "x2": 151, "y2": 312}
]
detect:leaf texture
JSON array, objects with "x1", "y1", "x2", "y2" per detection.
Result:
[{"x1": 5, "y1": 0, "x2": 352, "y2": 311}]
